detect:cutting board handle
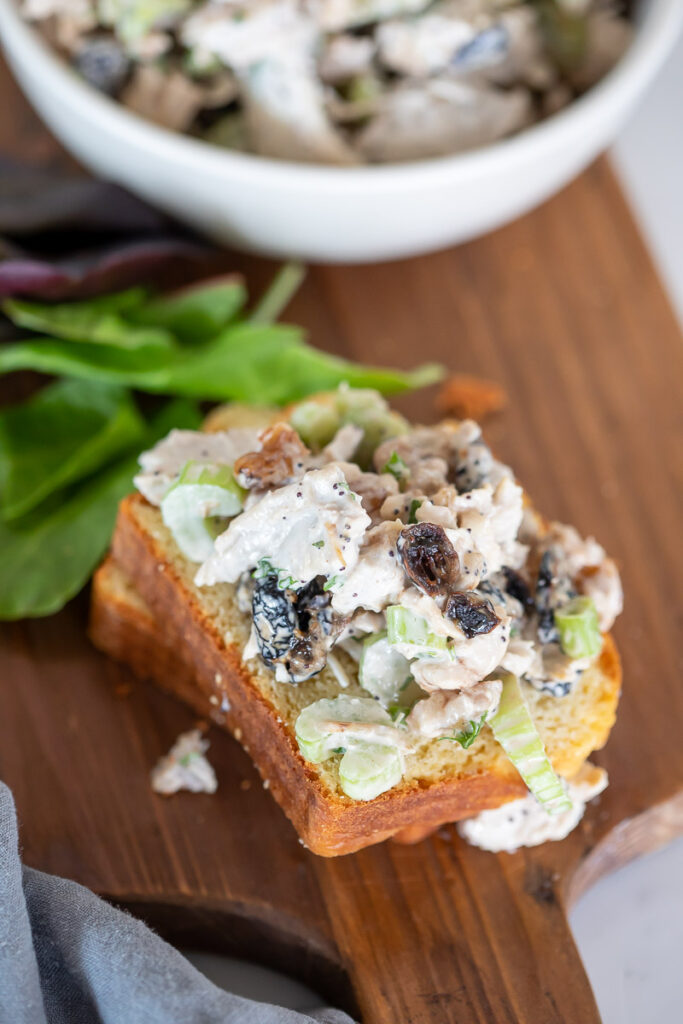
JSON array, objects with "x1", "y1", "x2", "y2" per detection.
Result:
[{"x1": 316, "y1": 840, "x2": 601, "y2": 1023}]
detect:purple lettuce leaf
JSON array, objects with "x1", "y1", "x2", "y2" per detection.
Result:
[{"x1": 0, "y1": 161, "x2": 218, "y2": 300}]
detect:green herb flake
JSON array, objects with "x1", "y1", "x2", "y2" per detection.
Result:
[
  {"x1": 312, "y1": 540, "x2": 325, "y2": 549},
  {"x1": 408, "y1": 498, "x2": 422, "y2": 524},
  {"x1": 323, "y1": 575, "x2": 339, "y2": 592},
  {"x1": 251, "y1": 558, "x2": 299, "y2": 590},
  {"x1": 441, "y1": 713, "x2": 488, "y2": 750},
  {"x1": 382, "y1": 450, "x2": 409, "y2": 482}
]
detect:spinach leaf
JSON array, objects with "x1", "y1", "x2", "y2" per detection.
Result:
[
  {"x1": 0, "y1": 398, "x2": 200, "y2": 620},
  {"x1": 0, "y1": 335, "x2": 176, "y2": 383},
  {"x1": 0, "y1": 323, "x2": 443, "y2": 402},
  {"x1": 0, "y1": 379, "x2": 145, "y2": 521},
  {"x1": 129, "y1": 276, "x2": 246, "y2": 343},
  {"x1": 3, "y1": 288, "x2": 175, "y2": 351}
]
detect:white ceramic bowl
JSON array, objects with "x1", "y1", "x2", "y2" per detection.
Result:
[{"x1": 0, "y1": 0, "x2": 681, "y2": 263}]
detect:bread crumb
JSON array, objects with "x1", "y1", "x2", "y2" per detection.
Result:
[
  {"x1": 234, "y1": 727, "x2": 242, "y2": 741},
  {"x1": 209, "y1": 694, "x2": 220, "y2": 706},
  {"x1": 214, "y1": 672, "x2": 223, "y2": 683},
  {"x1": 263, "y1": 779, "x2": 270, "y2": 789},
  {"x1": 436, "y1": 374, "x2": 507, "y2": 421}
]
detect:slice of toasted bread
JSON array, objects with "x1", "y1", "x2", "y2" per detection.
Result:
[{"x1": 97, "y1": 492, "x2": 620, "y2": 856}]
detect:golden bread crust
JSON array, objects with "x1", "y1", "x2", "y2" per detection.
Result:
[{"x1": 94, "y1": 493, "x2": 621, "y2": 856}]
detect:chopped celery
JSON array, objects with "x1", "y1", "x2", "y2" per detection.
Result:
[
  {"x1": 335, "y1": 386, "x2": 409, "y2": 466},
  {"x1": 288, "y1": 385, "x2": 409, "y2": 465},
  {"x1": 554, "y1": 596, "x2": 602, "y2": 659},
  {"x1": 294, "y1": 695, "x2": 398, "y2": 764},
  {"x1": 289, "y1": 400, "x2": 340, "y2": 451},
  {"x1": 359, "y1": 631, "x2": 412, "y2": 706},
  {"x1": 489, "y1": 673, "x2": 572, "y2": 815},
  {"x1": 386, "y1": 605, "x2": 449, "y2": 655},
  {"x1": 339, "y1": 743, "x2": 404, "y2": 801},
  {"x1": 161, "y1": 459, "x2": 245, "y2": 562}
]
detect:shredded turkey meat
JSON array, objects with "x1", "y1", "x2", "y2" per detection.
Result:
[
  {"x1": 26, "y1": 0, "x2": 633, "y2": 165},
  {"x1": 136, "y1": 385, "x2": 623, "y2": 740},
  {"x1": 408, "y1": 679, "x2": 502, "y2": 739}
]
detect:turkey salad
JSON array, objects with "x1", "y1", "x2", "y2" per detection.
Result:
[
  {"x1": 134, "y1": 385, "x2": 622, "y2": 843},
  {"x1": 23, "y1": 0, "x2": 632, "y2": 163}
]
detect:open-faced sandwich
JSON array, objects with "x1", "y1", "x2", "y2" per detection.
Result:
[{"x1": 91, "y1": 386, "x2": 622, "y2": 855}]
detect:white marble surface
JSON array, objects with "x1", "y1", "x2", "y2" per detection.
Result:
[
  {"x1": 183, "y1": 32, "x2": 683, "y2": 1022},
  {"x1": 612, "y1": 32, "x2": 683, "y2": 327}
]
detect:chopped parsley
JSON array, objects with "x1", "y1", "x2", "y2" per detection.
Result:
[
  {"x1": 408, "y1": 498, "x2": 422, "y2": 524},
  {"x1": 323, "y1": 575, "x2": 339, "y2": 592},
  {"x1": 312, "y1": 540, "x2": 325, "y2": 549},
  {"x1": 382, "y1": 450, "x2": 409, "y2": 483},
  {"x1": 441, "y1": 712, "x2": 488, "y2": 750},
  {"x1": 252, "y1": 558, "x2": 300, "y2": 591}
]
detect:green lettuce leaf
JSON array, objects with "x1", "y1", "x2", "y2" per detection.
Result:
[
  {"x1": 128, "y1": 276, "x2": 247, "y2": 343},
  {"x1": 0, "y1": 378, "x2": 146, "y2": 521},
  {"x1": 3, "y1": 288, "x2": 174, "y2": 351},
  {"x1": 0, "y1": 398, "x2": 200, "y2": 620},
  {"x1": 0, "y1": 323, "x2": 442, "y2": 403}
]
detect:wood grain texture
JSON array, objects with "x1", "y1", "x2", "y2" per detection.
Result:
[{"x1": 1, "y1": 56, "x2": 683, "y2": 1023}]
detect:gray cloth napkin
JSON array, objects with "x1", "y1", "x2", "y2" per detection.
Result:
[{"x1": 0, "y1": 783, "x2": 355, "y2": 1024}]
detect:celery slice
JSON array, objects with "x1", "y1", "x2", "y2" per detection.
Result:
[
  {"x1": 359, "y1": 631, "x2": 412, "y2": 706},
  {"x1": 289, "y1": 400, "x2": 340, "y2": 451},
  {"x1": 294, "y1": 696, "x2": 397, "y2": 764},
  {"x1": 339, "y1": 743, "x2": 404, "y2": 801},
  {"x1": 386, "y1": 605, "x2": 449, "y2": 655},
  {"x1": 554, "y1": 596, "x2": 602, "y2": 659},
  {"x1": 161, "y1": 459, "x2": 245, "y2": 562},
  {"x1": 488, "y1": 673, "x2": 572, "y2": 815}
]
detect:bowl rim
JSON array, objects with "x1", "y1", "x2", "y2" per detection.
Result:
[{"x1": 0, "y1": 0, "x2": 681, "y2": 193}]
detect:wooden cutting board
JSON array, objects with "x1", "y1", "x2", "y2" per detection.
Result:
[{"x1": 1, "y1": 59, "x2": 683, "y2": 1024}]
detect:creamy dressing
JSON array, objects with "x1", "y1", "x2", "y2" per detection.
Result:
[
  {"x1": 409, "y1": 618, "x2": 509, "y2": 692},
  {"x1": 135, "y1": 427, "x2": 259, "y2": 505},
  {"x1": 136, "y1": 390, "x2": 623, "y2": 816},
  {"x1": 195, "y1": 463, "x2": 370, "y2": 588},
  {"x1": 332, "y1": 520, "x2": 405, "y2": 614},
  {"x1": 27, "y1": 1, "x2": 633, "y2": 165},
  {"x1": 407, "y1": 678, "x2": 502, "y2": 738},
  {"x1": 541, "y1": 522, "x2": 623, "y2": 631},
  {"x1": 150, "y1": 729, "x2": 218, "y2": 795},
  {"x1": 458, "y1": 764, "x2": 608, "y2": 852}
]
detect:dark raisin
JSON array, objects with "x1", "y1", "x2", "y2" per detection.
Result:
[
  {"x1": 397, "y1": 523, "x2": 460, "y2": 596},
  {"x1": 74, "y1": 38, "x2": 130, "y2": 96},
  {"x1": 251, "y1": 577, "x2": 297, "y2": 666},
  {"x1": 252, "y1": 575, "x2": 347, "y2": 682},
  {"x1": 502, "y1": 566, "x2": 534, "y2": 610},
  {"x1": 296, "y1": 577, "x2": 334, "y2": 636},
  {"x1": 446, "y1": 591, "x2": 500, "y2": 638}
]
